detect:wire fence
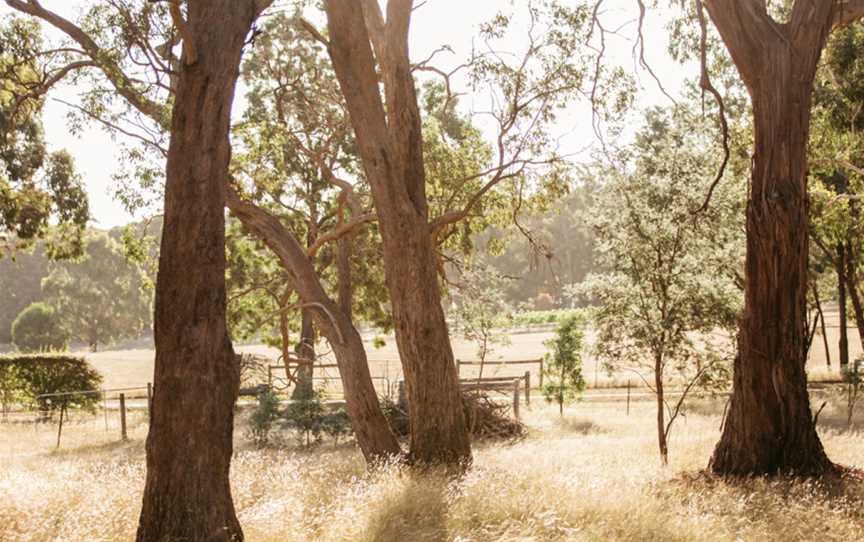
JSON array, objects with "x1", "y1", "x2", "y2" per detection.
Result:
[{"x1": 0, "y1": 386, "x2": 151, "y2": 452}]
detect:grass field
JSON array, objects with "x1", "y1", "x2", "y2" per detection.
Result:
[
  {"x1": 82, "y1": 308, "x2": 856, "y2": 394},
  {"x1": 2, "y1": 397, "x2": 864, "y2": 541}
]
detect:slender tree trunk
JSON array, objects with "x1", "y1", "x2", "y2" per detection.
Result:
[
  {"x1": 813, "y1": 284, "x2": 831, "y2": 368},
  {"x1": 655, "y1": 355, "x2": 668, "y2": 466},
  {"x1": 325, "y1": 1, "x2": 470, "y2": 466},
  {"x1": 226, "y1": 189, "x2": 402, "y2": 462},
  {"x1": 838, "y1": 248, "x2": 850, "y2": 369},
  {"x1": 844, "y1": 243, "x2": 864, "y2": 357},
  {"x1": 137, "y1": 4, "x2": 262, "y2": 540},
  {"x1": 709, "y1": 44, "x2": 832, "y2": 475},
  {"x1": 291, "y1": 309, "x2": 316, "y2": 400}
]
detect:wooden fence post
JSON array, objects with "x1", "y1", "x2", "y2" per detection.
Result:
[
  {"x1": 524, "y1": 371, "x2": 531, "y2": 406},
  {"x1": 512, "y1": 379, "x2": 520, "y2": 420},
  {"x1": 539, "y1": 357, "x2": 544, "y2": 388},
  {"x1": 146, "y1": 382, "x2": 153, "y2": 421},
  {"x1": 119, "y1": 393, "x2": 128, "y2": 442},
  {"x1": 56, "y1": 400, "x2": 67, "y2": 449},
  {"x1": 626, "y1": 379, "x2": 631, "y2": 416}
]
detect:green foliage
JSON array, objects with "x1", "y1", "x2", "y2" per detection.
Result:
[
  {"x1": 0, "y1": 18, "x2": 89, "y2": 255},
  {"x1": 450, "y1": 265, "x2": 512, "y2": 362},
  {"x1": 541, "y1": 314, "x2": 586, "y2": 415},
  {"x1": 11, "y1": 302, "x2": 67, "y2": 352},
  {"x1": 511, "y1": 309, "x2": 583, "y2": 327},
  {"x1": 285, "y1": 387, "x2": 327, "y2": 447},
  {"x1": 0, "y1": 353, "x2": 102, "y2": 413},
  {"x1": 42, "y1": 233, "x2": 151, "y2": 351},
  {"x1": 247, "y1": 390, "x2": 282, "y2": 448},
  {"x1": 0, "y1": 245, "x2": 48, "y2": 343},
  {"x1": 576, "y1": 107, "x2": 741, "y2": 436}
]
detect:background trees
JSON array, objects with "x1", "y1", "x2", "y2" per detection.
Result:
[
  {"x1": 11, "y1": 301, "x2": 66, "y2": 352},
  {"x1": 579, "y1": 107, "x2": 742, "y2": 465},
  {"x1": 0, "y1": 18, "x2": 88, "y2": 256},
  {"x1": 42, "y1": 233, "x2": 150, "y2": 351}
]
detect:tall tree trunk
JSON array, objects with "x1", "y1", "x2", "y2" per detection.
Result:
[
  {"x1": 324, "y1": 0, "x2": 470, "y2": 466},
  {"x1": 226, "y1": 189, "x2": 402, "y2": 462},
  {"x1": 838, "y1": 247, "x2": 850, "y2": 369},
  {"x1": 136, "y1": 4, "x2": 263, "y2": 540},
  {"x1": 291, "y1": 309, "x2": 316, "y2": 400},
  {"x1": 708, "y1": 37, "x2": 832, "y2": 475}
]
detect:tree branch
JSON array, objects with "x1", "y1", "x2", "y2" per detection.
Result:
[{"x1": 5, "y1": 0, "x2": 168, "y2": 127}]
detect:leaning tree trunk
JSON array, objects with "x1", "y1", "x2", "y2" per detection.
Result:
[
  {"x1": 324, "y1": 0, "x2": 471, "y2": 466},
  {"x1": 709, "y1": 47, "x2": 833, "y2": 476},
  {"x1": 226, "y1": 189, "x2": 402, "y2": 462},
  {"x1": 137, "y1": 4, "x2": 261, "y2": 541}
]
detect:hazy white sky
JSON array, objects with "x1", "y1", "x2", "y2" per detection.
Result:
[{"x1": 1, "y1": 1, "x2": 695, "y2": 229}]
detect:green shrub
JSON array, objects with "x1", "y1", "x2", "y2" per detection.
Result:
[
  {"x1": 247, "y1": 390, "x2": 282, "y2": 447},
  {"x1": 542, "y1": 314, "x2": 586, "y2": 416},
  {"x1": 11, "y1": 302, "x2": 68, "y2": 353},
  {"x1": 0, "y1": 353, "x2": 102, "y2": 413},
  {"x1": 285, "y1": 388, "x2": 327, "y2": 446}
]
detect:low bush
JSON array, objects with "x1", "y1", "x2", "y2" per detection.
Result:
[
  {"x1": 511, "y1": 309, "x2": 584, "y2": 327},
  {"x1": 0, "y1": 353, "x2": 103, "y2": 414},
  {"x1": 11, "y1": 303, "x2": 68, "y2": 353}
]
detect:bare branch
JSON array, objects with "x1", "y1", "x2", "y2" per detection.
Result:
[
  {"x1": 691, "y1": 0, "x2": 731, "y2": 215},
  {"x1": 306, "y1": 213, "x2": 376, "y2": 258}
]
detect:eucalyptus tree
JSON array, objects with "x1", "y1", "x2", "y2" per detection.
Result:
[
  {"x1": 809, "y1": 22, "x2": 864, "y2": 370},
  {"x1": 689, "y1": 0, "x2": 864, "y2": 476},
  {"x1": 4, "y1": 0, "x2": 274, "y2": 538},
  {"x1": 0, "y1": 18, "x2": 88, "y2": 257},
  {"x1": 323, "y1": 0, "x2": 621, "y2": 465},
  {"x1": 227, "y1": 12, "x2": 402, "y2": 460}
]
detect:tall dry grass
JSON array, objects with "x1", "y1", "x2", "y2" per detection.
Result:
[{"x1": 2, "y1": 399, "x2": 863, "y2": 542}]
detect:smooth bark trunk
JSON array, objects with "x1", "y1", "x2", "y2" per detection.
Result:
[
  {"x1": 226, "y1": 189, "x2": 402, "y2": 462},
  {"x1": 324, "y1": 0, "x2": 470, "y2": 466},
  {"x1": 708, "y1": 39, "x2": 832, "y2": 475},
  {"x1": 137, "y1": 4, "x2": 262, "y2": 540}
]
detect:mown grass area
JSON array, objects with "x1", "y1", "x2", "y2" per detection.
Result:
[{"x1": 2, "y1": 398, "x2": 863, "y2": 542}]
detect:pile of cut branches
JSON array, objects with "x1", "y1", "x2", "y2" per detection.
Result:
[{"x1": 382, "y1": 391, "x2": 525, "y2": 441}]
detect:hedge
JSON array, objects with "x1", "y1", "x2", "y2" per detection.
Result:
[{"x1": 0, "y1": 353, "x2": 103, "y2": 413}]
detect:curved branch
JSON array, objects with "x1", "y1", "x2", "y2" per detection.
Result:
[
  {"x1": 5, "y1": 0, "x2": 168, "y2": 127},
  {"x1": 306, "y1": 213, "x2": 376, "y2": 258}
]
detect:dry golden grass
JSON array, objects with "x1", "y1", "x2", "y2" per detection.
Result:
[{"x1": 2, "y1": 398, "x2": 864, "y2": 542}]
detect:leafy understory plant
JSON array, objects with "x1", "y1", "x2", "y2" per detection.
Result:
[
  {"x1": 542, "y1": 313, "x2": 586, "y2": 416},
  {"x1": 576, "y1": 107, "x2": 742, "y2": 466}
]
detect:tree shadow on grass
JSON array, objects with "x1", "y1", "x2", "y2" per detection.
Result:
[
  {"x1": 47, "y1": 438, "x2": 142, "y2": 459},
  {"x1": 554, "y1": 417, "x2": 607, "y2": 435},
  {"x1": 364, "y1": 473, "x2": 450, "y2": 542}
]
